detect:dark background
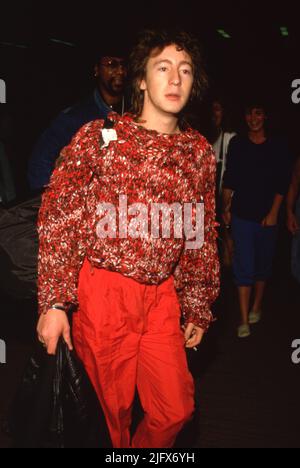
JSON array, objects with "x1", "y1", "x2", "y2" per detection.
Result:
[{"x1": 1, "y1": 0, "x2": 300, "y2": 198}]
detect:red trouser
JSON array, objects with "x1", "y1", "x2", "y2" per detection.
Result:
[{"x1": 72, "y1": 257, "x2": 195, "y2": 448}]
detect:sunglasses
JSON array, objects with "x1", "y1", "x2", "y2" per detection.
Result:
[{"x1": 100, "y1": 58, "x2": 127, "y2": 70}]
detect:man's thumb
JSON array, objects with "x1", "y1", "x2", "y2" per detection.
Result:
[{"x1": 63, "y1": 328, "x2": 73, "y2": 351}]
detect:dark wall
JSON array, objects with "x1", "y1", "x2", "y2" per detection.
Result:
[{"x1": 1, "y1": 0, "x2": 300, "y2": 199}]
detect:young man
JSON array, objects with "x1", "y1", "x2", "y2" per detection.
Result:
[
  {"x1": 28, "y1": 49, "x2": 127, "y2": 191},
  {"x1": 37, "y1": 30, "x2": 220, "y2": 448},
  {"x1": 222, "y1": 103, "x2": 292, "y2": 338}
]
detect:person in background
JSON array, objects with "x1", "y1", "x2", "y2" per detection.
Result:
[
  {"x1": 286, "y1": 157, "x2": 300, "y2": 282},
  {"x1": 210, "y1": 99, "x2": 236, "y2": 198},
  {"x1": 209, "y1": 98, "x2": 236, "y2": 268},
  {"x1": 222, "y1": 102, "x2": 292, "y2": 338},
  {"x1": 28, "y1": 48, "x2": 128, "y2": 192}
]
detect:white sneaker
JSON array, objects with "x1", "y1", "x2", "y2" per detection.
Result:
[{"x1": 238, "y1": 324, "x2": 251, "y2": 338}]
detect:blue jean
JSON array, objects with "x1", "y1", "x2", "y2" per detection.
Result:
[{"x1": 231, "y1": 215, "x2": 278, "y2": 286}]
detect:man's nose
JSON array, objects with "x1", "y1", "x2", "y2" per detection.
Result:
[
  {"x1": 116, "y1": 65, "x2": 127, "y2": 77},
  {"x1": 116, "y1": 62, "x2": 127, "y2": 72},
  {"x1": 170, "y1": 70, "x2": 181, "y2": 86}
]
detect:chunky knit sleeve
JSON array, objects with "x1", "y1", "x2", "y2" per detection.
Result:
[
  {"x1": 37, "y1": 120, "x2": 103, "y2": 315},
  {"x1": 174, "y1": 144, "x2": 220, "y2": 331}
]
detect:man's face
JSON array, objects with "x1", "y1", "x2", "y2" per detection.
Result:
[
  {"x1": 95, "y1": 57, "x2": 127, "y2": 96},
  {"x1": 140, "y1": 44, "x2": 194, "y2": 117},
  {"x1": 245, "y1": 107, "x2": 267, "y2": 133}
]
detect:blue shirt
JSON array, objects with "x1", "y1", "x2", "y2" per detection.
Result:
[
  {"x1": 28, "y1": 90, "x2": 113, "y2": 191},
  {"x1": 223, "y1": 135, "x2": 292, "y2": 222}
]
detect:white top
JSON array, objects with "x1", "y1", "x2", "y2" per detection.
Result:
[{"x1": 212, "y1": 131, "x2": 236, "y2": 194}]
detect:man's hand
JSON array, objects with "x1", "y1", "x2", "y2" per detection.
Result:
[
  {"x1": 262, "y1": 212, "x2": 278, "y2": 227},
  {"x1": 37, "y1": 309, "x2": 73, "y2": 355},
  {"x1": 287, "y1": 211, "x2": 300, "y2": 236},
  {"x1": 184, "y1": 323, "x2": 205, "y2": 349}
]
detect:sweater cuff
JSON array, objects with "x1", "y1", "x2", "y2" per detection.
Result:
[{"x1": 184, "y1": 309, "x2": 214, "y2": 332}]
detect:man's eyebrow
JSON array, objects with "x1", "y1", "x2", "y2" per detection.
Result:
[{"x1": 152, "y1": 59, "x2": 193, "y2": 67}]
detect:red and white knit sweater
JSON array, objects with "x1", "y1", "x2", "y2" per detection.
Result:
[{"x1": 37, "y1": 113, "x2": 220, "y2": 330}]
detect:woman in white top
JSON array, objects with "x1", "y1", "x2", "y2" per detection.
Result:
[
  {"x1": 210, "y1": 99, "x2": 236, "y2": 267},
  {"x1": 211, "y1": 99, "x2": 236, "y2": 195}
]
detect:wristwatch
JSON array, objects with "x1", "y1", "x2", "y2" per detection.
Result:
[{"x1": 48, "y1": 303, "x2": 67, "y2": 312}]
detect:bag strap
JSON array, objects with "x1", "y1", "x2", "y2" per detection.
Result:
[{"x1": 103, "y1": 116, "x2": 115, "y2": 130}]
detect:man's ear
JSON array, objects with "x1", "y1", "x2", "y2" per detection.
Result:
[{"x1": 140, "y1": 79, "x2": 147, "y2": 91}]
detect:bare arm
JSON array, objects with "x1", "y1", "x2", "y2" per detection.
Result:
[
  {"x1": 262, "y1": 194, "x2": 284, "y2": 226},
  {"x1": 222, "y1": 187, "x2": 234, "y2": 226}
]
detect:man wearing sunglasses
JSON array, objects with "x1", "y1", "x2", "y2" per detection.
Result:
[
  {"x1": 28, "y1": 51, "x2": 127, "y2": 192},
  {"x1": 95, "y1": 57, "x2": 127, "y2": 112}
]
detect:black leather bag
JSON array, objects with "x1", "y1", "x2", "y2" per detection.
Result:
[
  {"x1": 9, "y1": 338, "x2": 112, "y2": 448},
  {"x1": 0, "y1": 195, "x2": 40, "y2": 299}
]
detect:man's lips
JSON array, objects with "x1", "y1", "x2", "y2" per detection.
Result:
[
  {"x1": 113, "y1": 80, "x2": 124, "y2": 86},
  {"x1": 165, "y1": 94, "x2": 181, "y2": 101}
]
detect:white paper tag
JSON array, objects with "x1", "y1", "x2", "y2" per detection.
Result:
[{"x1": 101, "y1": 128, "x2": 118, "y2": 148}]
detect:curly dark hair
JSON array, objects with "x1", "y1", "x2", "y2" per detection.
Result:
[{"x1": 129, "y1": 29, "x2": 208, "y2": 117}]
